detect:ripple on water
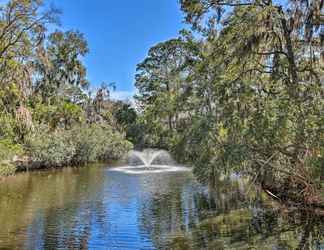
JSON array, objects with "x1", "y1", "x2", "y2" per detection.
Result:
[{"x1": 0, "y1": 164, "x2": 323, "y2": 250}]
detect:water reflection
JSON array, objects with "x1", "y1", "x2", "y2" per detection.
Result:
[
  {"x1": 0, "y1": 165, "x2": 323, "y2": 249},
  {"x1": 165, "y1": 177, "x2": 324, "y2": 250}
]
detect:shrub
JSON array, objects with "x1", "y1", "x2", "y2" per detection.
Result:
[
  {"x1": 26, "y1": 124, "x2": 133, "y2": 168},
  {"x1": 69, "y1": 125, "x2": 132, "y2": 164},
  {"x1": 26, "y1": 126, "x2": 76, "y2": 168},
  {"x1": 0, "y1": 139, "x2": 23, "y2": 176},
  {"x1": 100, "y1": 133, "x2": 133, "y2": 160},
  {"x1": 0, "y1": 162, "x2": 16, "y2": 176},
  {"x1": 0, "y1": 114, "x2": 17, "y2": 141},
  {"x1": 68, "y1": 126, "x2": 101, "y2": 164},
  {"x1": 0, "y1": 139, "x2": 23, "y2": 160}
]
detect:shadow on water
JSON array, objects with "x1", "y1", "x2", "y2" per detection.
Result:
[
  {"x1": 139, "y1": 175, "x2": 324, "y2": 250},
  {"x1": 0, "y1": 165, "x2": 323, "y2": 249}
]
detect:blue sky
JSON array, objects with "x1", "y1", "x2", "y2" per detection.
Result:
[{"x1": 50, "y1": 0, "x2": 185, "y2": 100}]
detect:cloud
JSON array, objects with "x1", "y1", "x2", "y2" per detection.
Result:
[
  {"x1": 110, "y1": 89, "x2": 140, "y2": 109},
  {"x1": 110, "y1": 90, "x2": 135, "y2": 101}
]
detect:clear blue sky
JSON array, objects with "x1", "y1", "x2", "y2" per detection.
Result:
[{"x1": 51, "y1": 0, "x2": 185, "y2": 100}]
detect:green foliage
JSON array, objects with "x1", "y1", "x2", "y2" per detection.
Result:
[
  {"x1": 0, "y1": 163, "x2": 17, "y2": 177},
  {"x1": 68, "y1": 124, "x2": 132, "y2": 164},
  {"x1": 134, "y1": 35, "x2": 199, "y2": 149},
  {"x1": 0, "y1": 140, "x2": 23, "y2": 162},
  {"x1": 135, "y1": 0, "x2": 324, "y2": 202},
  {"x1": 113, "y1": 102, "x2": 137, "y2": 126},
  {"x1": 112, "y1": 102, "x2": 145, "y2": 145},
  {"x1": 0, "y1": 0, "x2": 134, "y2": 177},
  {"x1": 26, "y1": 125, "x2": 132, "y2": 168},
  {"x1": 32, "y1": 103, "x2": 57, "y2": 126},
  {"x1": 26, "y1": 127, "x2": 76, "y2": 168},
  {"x1": 32, "y1": 101, "x2": 84, "y2": 130},
  {"x1": 33, "y1": 30, "x2": 89, "y2": 103},
  {"x1": 56, "y1": 102, "x2": 84, "y2": 129},
  {"x1": 0, "y1": 83, "x2": 21, "y2": 113},
  {"x1": 0, "y1": 139, "x2": 23, "y2": 176},
  {"x1": 0, "y1": 114, "x2": 17, "y2": 141}
]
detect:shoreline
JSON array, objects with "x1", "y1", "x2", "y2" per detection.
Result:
[{"x1": 0, "y1": 158, "x2": 121, "y2": 181}]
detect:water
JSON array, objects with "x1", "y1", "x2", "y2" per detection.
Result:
[
  {"x1": 0, "y1": 164, "x2": 323, "y2": 250},
  {"x1": 126, "y1": 149, "x2": 175, "y2": 166}
]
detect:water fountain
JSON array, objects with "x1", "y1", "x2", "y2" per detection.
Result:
[
  {"x1": 109, "y1": 149, "x2": 190, "y2": 175},
  {"x1": 126, "y1": 149, "x2": 175, "y2": 166}
]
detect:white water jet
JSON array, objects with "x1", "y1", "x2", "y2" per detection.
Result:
[
  {"x1": 126, "y1": 149, "x2": 175, "y2": 166},
  {"x1": 108, "y1": 149, "x2": 190, "y2": 175}
]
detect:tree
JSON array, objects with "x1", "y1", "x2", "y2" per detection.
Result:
[
  {"x1": 135, "y1": 0, "x2": 324, "y2": 205},
  {"x1": 0, "y1": 0, "x2": 59, "y2": 110},
  {"x1": 33, "y1": 30, "x2": 89, "y2": 104},
  {"x1": 112, "y1": 101, "x2": 144, "y2": 145},
  {"x1": 0, "y1": 1, "x2": 133, "y2": 175},
  {"x1": 178, "y1": 0, "x2": 324, "y2": 203},
  {"x1": 135, "y1": 35, "x2": 200, "y2": 148},
  {"x1": 0, "y1": 0, "x2": 59, "y2": 141},
  {"x1": 93, "y1": 82, "x2": 115, "y2": 113}
]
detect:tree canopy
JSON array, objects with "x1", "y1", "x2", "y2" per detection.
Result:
[
  {"x1": 0, "y1": 0, "x2": 132, "y2": 175},
  {"x1": 135, "y1": 0, "x2": 324, "y2": 205}
]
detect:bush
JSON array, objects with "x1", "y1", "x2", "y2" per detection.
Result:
[
  {"x1": 26, "y1": 124, "x2": 133, "y2": 168},
  {"x1": 27, "y1": 128, "x2": 76, "y2": 168},
  {"x1": 0, "y1": 139, "x2": 23, "y2": 161},
  {"x1": 69, "y1": 125, "x2": 106, "y2": 164},
  {"x1": 0, "y1": 139, "x2": 22, "y2": 176},
  {"x1": 0, "y1": 162, "x2": 17, "y2": 176},
  {"x1": 98, "y1": 131, "x2": 133, "y2": 160},
  {"x1": 68, "y1": 125, "x2": 132, "y2": 164},
  {"x1": 0, "y1": 114, "x2": 17, "y2": 141}
]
